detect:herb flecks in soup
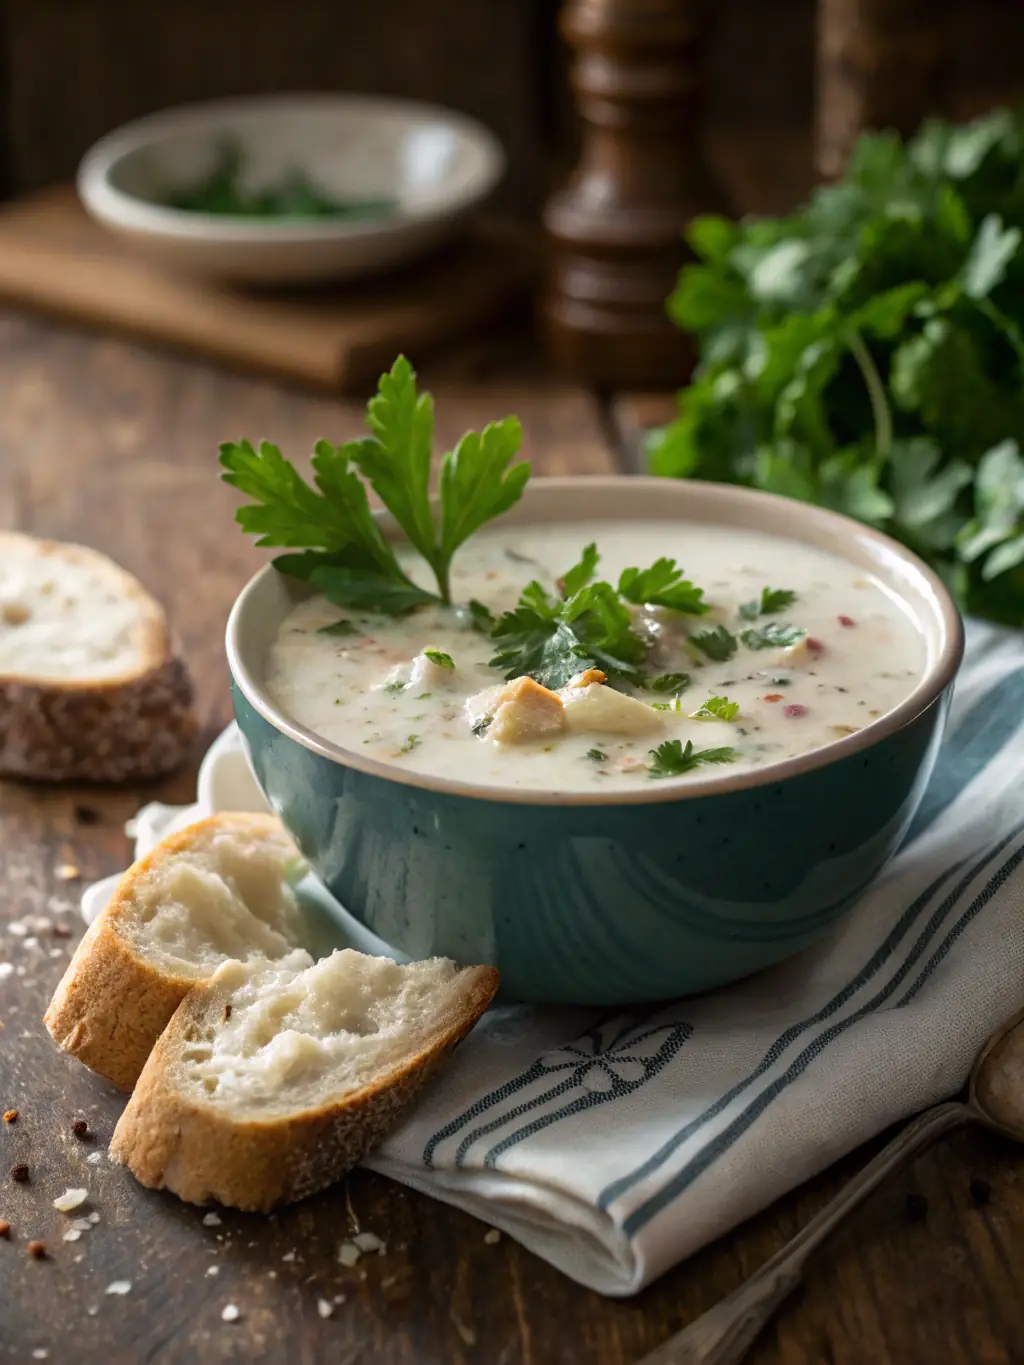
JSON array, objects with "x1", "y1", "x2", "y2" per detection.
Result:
[
  {"x1": 266, "y1": 522, "x2": 925, "y2": 792},
  {"x1": 223, "y1": 355, "x2": 927, "y2": 794}
]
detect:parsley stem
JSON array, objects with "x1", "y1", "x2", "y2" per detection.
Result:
[
  {"x1": 846, "y1": 330, "x2": 892, "y2": 460},
  {"x1": 433, "y1": 559, "x2": 452, "y2": 606}
]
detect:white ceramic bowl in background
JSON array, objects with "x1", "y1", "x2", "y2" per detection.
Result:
[{"x1": 77, "y1": 94, "x2": 505, "y2": 285}]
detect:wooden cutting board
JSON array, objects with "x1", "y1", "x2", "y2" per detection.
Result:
[{"x1": 0, "y1": 186, "x2": 538, "y2": 390}]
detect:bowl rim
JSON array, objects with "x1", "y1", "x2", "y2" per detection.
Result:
[
  {"x1": 226, "y1": 475, "x2": 965, "y2": 808},
  {"x1": 76, "y1": 91, "x2": 506, "y2": 244}
]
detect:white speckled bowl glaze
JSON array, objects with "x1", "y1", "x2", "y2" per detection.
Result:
[{"x1": 77, "y1": 94, "x2": 505, "y2": 285}]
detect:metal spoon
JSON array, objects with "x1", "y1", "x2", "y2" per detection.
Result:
[{"x1": 637, "y1": 1004, "x2": 1024, "y2": 1365}]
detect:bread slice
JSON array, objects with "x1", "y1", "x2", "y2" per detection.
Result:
[
  {"x1": 45, "y1": 813, "x2": 308, "y2": 1090},
  {"x1": 109, "y1": 948, "x2": 499, "y2": 1210},
  {"x1": 0, "y1": 531, "x2": 196, "y2": 781}
]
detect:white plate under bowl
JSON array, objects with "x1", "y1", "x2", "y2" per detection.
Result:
[{"x1": 77, "y1": 93, "x2": 505, "y2": 285}]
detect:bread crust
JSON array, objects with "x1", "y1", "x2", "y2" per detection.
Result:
[
  {"x1": 44, "y1": 813, "x2": 292, "y2": 1091},
  {"x1": 109, "y1": 963, "x2": 499, "y2": 1210},
  {"x1": 0, "y1": 533, "x2": 197, "y2": 781}
]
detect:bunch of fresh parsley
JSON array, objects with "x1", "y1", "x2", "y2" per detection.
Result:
[
  {"x1": 649, "y1": 108, "x2": 1024, "y2": 626},
  {"x1": 220, "y1": 356, "x2": 528, "y2": 612}
]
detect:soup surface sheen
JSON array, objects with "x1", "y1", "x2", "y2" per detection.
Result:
[{"x1": 266, "y1": 520, "x2": 926, "y2": 793}]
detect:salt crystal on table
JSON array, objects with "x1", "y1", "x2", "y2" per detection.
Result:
[
  {"x1": 202, "y1": 1212, "x2": 222, "y2": 1227},
  {"x1": 53, "y1": 1188, "x2": 88, "y2": 1213},
  {"x1": 352, "y1": 1231, "x2": 385, "y2": 1254},
  {"x1": 206, "y1": 1266, "x2": 220, "y2": 1277},
  {"x1": 62, "y1": 1230, "x2": 81, "y2": 1243},
  {"x1": 484, "y1": 1229, "x2": 501, "y2": 1244},
  {"x1": 221, "y1": 1305, "x2": 240, "y2": 1323},
  {"x1": 317, "y1": 1299, "x2": 333, "y2": 1319},
  {"x1": 105, "y1": 1281, "x2": 131, "y2": 1296},
  {"x1": 337, "y1": 1242, "x2": 361, "y2": 1267}
]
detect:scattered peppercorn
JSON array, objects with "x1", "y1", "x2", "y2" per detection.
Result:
[
  {"x1": 3, "y1": 1110, "x2": 17, "y2": 1124},
  {"x1": 52, "y1": 924, "x2": 73, "y2": 940},
  {"x1": 0, "y1": 1219, "x2": 9, "y2": 1238},
  {"x1": 223, "y1": 1004, "x2": 233, "y2": 1022},
  {"x1": 26, "y1": 1240, "x2": 46, "y2": 1260},
  {"x1": 74, "y1": 805, "x2": 100, "y2": 825},
  {"x1": 970, "y1": 1177, "x2": 991, "y2": 1207},
  {"x1": 71, "y1": 1120, "x2": 89, "y2": 1139},
  {"x1": 10, "y1": 1165, "x2": 29, "y2": 1183},
  {"x1": 905, "y1": 1192, "x2": 928, "y2": 1222}
]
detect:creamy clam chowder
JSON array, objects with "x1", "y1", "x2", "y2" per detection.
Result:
[{"x1": 266, "y1": 521, "x2": 926, "y2": 793}]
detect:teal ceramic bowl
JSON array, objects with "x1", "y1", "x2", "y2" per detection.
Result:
[{"x1": 226, "y1": 478, "x2": 963, "y2": 1005}]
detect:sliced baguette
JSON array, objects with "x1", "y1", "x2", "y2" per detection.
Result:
[
  {"x1": 110, "y1": 948, "x2": 499, "y2": 1210},
  {"x1": 45, "y1": 813, "x2": 308, "y2": 1090},
  {"x1": 0, "y1": 531, "x2": 196, "y2": 781}
]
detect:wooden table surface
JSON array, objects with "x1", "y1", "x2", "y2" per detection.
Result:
[{"x1": 2, "y1": 312, "x2": 1023, "y2": 1365}]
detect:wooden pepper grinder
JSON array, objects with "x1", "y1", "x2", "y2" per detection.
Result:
[{"x1": 541, "y1": 0, "x2": 722, "y2": 389}]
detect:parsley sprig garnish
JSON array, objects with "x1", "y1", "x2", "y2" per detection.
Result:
[
  {"x1": 220, "y1": 356, "x2": 529, "y2": 612},
  {"x1": 740, "y1": 622, "x2": 806, "y2": 650},
  {"x1": 691, "y1": 694, "x2": 739, "y2": 721},
  {"x1": 647, "y1": 740, "x2": 739, "y2": 777},
  {"x1": 690, "y1": 624, "x2": 738, "y2": 661},
  {"x1": 739, "y1": 587, "x2": 796, "y2": 620},
  {"x1": 489, "y1": 545, "x2": 709, "y2": 690}
]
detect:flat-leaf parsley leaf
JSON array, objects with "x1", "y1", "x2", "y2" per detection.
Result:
[
  {"x1": 423, "y1": 648, "x2": 455, "y2": 670},
  {"x1": 619, "y1": 558, "x2": 707, "y2": 614},
  {"x1": 651, "y1": 672, "x2": 692, "y2": 693},
  {"x1": 690, "y1": 625, "x2": 738, "y2": 661},
  {"x1": 690, "y1": 694, "x2": 739, "y2": 720},
  {"x1": 647, "y1": 739, "x2": 739, "y2": 777},
  {"x1": 738, "y1": 587, "x2": 797, "y2": 620},
  {"x1": 740, "y1": 623, "x2": 806, "y2": 650}
]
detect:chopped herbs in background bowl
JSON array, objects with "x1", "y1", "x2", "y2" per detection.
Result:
[
  {"x1": 163, "y1": 139, "x2": 396, "y2": 222},
  {"x1": 648, "y1": 107, "x2": 1024, "y2": 627},
  {"x1": 77, "y1": 93, "x2": 504, "y2": 285}
]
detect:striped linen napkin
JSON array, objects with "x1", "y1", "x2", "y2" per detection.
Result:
[{"x1": 81, "y1": 620, "x2": 1024, "y2": 1296}]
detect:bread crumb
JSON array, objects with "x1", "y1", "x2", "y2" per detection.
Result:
[
  {"x1": 54, "y1": 865, "x2": 80, "y2": 882},
  {"x1": 0, "y1": 1220, "x2": 9, "y2": 1238},
  {"x1": 337, "y1": 1241, "x2": 361, "y2": 1267},
  {"x1": 221, "y1": 1304, "x2": 240, "y2": 1323},
  {"x1": 317, "y1": 1299, "x2": 333, "y2": 1319},
  {"x1": 87, "y1": 1212, "x2": 100, "y2": 1225},
  {"x1": 206, "y1": 1266, "x2": 220, "y2": 1277},
  {"x1": 70, "y1": 1218, "x2": 92, "y2": 1232},
  {"x1": 202, "y1": 1212, "x2": 222, "y2": 1227},
  {"x1": 62, "y1": 1229, "x2": 82, "y2": 1243},
  {"x1": 352, "y1": 1231, "x2": 385, "y2": 1254},
  {"x1": 53, "y1": 1187, "x2": 88, "y2": 1213},
  {"x1": 484, "y1": 1229, "x2": 501, "y2": 1244},
  {"x1": 3, "y1": 1108, "x2": 17, "y2": 1123},
  {"x1": 105, "y1": 1281, "x2": 131, "y2": 1295}
]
